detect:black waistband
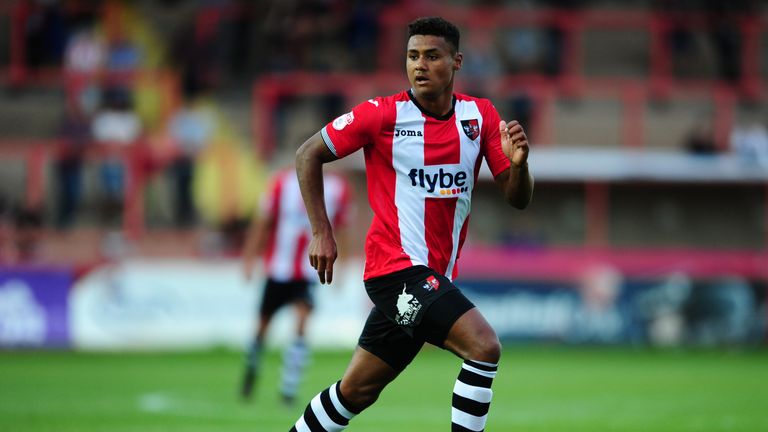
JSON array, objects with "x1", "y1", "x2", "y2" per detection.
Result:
[{"x1": 364, "y1": 265, "x2": 432, "y2": 289}]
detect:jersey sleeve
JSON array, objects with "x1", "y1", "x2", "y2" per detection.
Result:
[
  {"x1": 321, "y1": 98, "x2": 383, "y2": 158},
  {"x1": 480, "y1": 102, "x2": 511, "y2": 178}
]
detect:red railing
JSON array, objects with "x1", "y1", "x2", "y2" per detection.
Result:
[
  {"x1": 251, "y1": 73, "x2": 747, "y2": 155},
  {"x1": 0, "y1": 139, "x2": 153, "y2": 240}
]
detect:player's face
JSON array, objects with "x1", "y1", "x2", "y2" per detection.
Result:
[{"x1": 406, "y1": 35, "x2": 462, "y2": 101}]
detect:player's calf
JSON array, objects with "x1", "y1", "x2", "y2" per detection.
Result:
[{"x1": 289, "y1": 381, "x2": 360, "y2": 432}]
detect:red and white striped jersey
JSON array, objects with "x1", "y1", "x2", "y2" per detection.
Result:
[
  {"x1": 261, "y1": 168, "x2": 351, "y2": 282},
  {"x1": 321, "y1": 90, "x2": 510, "y2": 281}
]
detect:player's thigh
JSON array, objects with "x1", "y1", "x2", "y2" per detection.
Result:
[
  {"x1": 442, "y1": 307, "x2": 501, "y2": 362},
  {"x1": 416, "y1": 288, "x2": 475, "y2": 348}
]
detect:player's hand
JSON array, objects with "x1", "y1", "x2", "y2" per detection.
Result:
[
  {"x1": 308, "y1": 231, "x2": 337, "y2": 284},
  {"x1": 500, "y1": 120, "x2": 529, "y2": 168}
]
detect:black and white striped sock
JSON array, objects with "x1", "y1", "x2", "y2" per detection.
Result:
[
  {"x1": 281, "y1": 339, "x2": 309, "y2": 399},
  {"x1": 289, "y1": 381, "x2": 358, "y2": 432},
  {"x1": 451, "y1": 359, "x2": 498, "y2": 432}
]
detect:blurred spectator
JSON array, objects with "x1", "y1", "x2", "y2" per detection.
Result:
[
  {"x1": 704, "y1": 1, "x2": 753, "y2": 84},
  {"x1": 12, "y1": 206, "x2": 44, "y2": 263},
  {"x1": 54, "y1": 95, "x2": 94, "y2": 229},
  {"x1": 91, "y1": 87, "x2": 142, "y2": 224},
  {"x1": 461, "y1": 28, "x2": 503, "y2": 98},
  {"x1": 63, "y1": 20, "x2": 105, "y2": 74},
  {"x1": 0, "y1": 198, "x2": 45, "y2": 264},
  {"x1": 497, "y1": 25, "x2": 541, "y2": 75},
  {"x1": 344, "y1": 1, "x2": 385, "y2": 72},
  {"x1": 729, "y1": 120, "x2": 768, "y2": 167},
  {"x1": 104, "y1": 32, "x2": 141, "y2": 73},
  {"x1": 166, "y1": 86, "x2": 216, "y2": 227},
  {"x1": 708, "y1": 20, "x2": 741, "y2": 84},
  {"x1": 542, "y1": 0, "x2": 583, "y2": 76},
  {"x1": 58, "y1": 15, "x2": 102, "y2": 229},
  {"x1": 170, "y1": 0, "x2": 234, "y2": 91},
  {"x1": 507, "y1": 92, "x2": 535, "y2": 137},
  {"x1": 19, "y1": 0, "x2": 67, "y2": 70},
  {"x1": 666, "y1": 18, "x2": 699, "y2": 79},
  {"x1": 102, "y1": 1, "x2": 142, "y2": 73}
]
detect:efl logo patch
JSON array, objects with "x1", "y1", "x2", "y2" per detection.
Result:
[
  {"x1": 332, "y1": 111, "x2": 355, "y2": 130},
  {"x1": 461, "y1": 119, "x2": 480, "y2": 140},
  {"x1": 422, "y1": 275, "x2": 440, "y2": 291}
]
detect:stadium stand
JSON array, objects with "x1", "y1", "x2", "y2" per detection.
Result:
[{"x1": 0, "y1": 0, "x2": 766, "y2": 281}]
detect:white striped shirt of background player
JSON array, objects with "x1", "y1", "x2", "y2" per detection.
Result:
[
  {"x1": 261, "y1": 168, "x2": 351, "y2": 282},
  {"x1": 296, "y1": 91, "x2": 509, "y2": 432},
  {"x1": 322, "y1": 90, "x2": 510, "y2": 282}
]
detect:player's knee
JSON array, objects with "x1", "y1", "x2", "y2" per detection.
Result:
[
  {"x1": 339, "y1": 380, "x2": 383, "y2": 412},
  {"x1": 471, "y1": 333, "x2": 502, "y2": 364}
]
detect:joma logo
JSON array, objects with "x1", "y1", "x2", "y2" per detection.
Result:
[{"x1": 395, "y1": 129, "x2": 423, "y2": 137}]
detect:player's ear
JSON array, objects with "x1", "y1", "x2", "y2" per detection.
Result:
[{"x1": 453, "y1": 52, "x2": 463, "y2": 71}]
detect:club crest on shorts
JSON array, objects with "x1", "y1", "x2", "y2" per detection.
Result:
[
  {"x1": 461, "y1": 119, "x2": 480, "y2": 140},
  {"x1": 395, "y1": 284, "x2": 422, "y2": 326},
  {"x1": 422, "y1": 275, "x2": 440, "y2": 291}
]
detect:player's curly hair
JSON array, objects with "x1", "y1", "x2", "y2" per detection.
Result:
[{"x1": 407, "y1": 16, "x2": 460, "y2": 54}]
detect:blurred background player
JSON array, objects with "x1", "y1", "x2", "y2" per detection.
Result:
[{"x1": 240, "y1": 165, "x2": 351, "y2": 404}]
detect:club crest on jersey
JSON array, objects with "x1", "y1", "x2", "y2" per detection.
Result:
[
  {"x1": 422, "y1": 276, "x2": 440, "y2": 291},
  {"x1": 395, "y1": 284, "x2": 422, "y2": 326},
  {"x1": 461, "y1": 119, "x2": 480, "y2": 140},
  {"x1": 332, "y1": 111, "x2": 355, "y2": 130}
]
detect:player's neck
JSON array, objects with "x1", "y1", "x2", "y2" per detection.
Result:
[{"x1": 408, "y1": 88, "x2": 456, "y2": 120}]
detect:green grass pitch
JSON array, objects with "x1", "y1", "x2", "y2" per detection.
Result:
[{"x1": 1, "y1": 346, "x2": 767, "y2": 431}]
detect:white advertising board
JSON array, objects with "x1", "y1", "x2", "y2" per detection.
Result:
[{"x1": 70, "y1": 259, "x2": 368, "y2": 350}]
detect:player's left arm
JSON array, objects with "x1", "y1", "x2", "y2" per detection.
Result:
[{"x1": 494, "y1": 120, "x2": 534, "y2": 209}]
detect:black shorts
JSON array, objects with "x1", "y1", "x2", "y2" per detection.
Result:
[
  {"x1": 259, "y1": 278, "x2": 313, "y2": 317},
  {"x1": 358, "y1": 266, "x2": 475, "y2": 371}
]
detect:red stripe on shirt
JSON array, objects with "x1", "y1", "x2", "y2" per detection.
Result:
[
  {"x1": 423, "y1": 116, "x2": 461, "y2": 166},
  {"x1": 425, "y1": 196, "x2": 458, "y2": 275},
  {"x1": 263, "y1": 174, "x2": 283, "y2": 272},
  {"x1": 292, "y1": 231, "x2": 309, "y2": 280},
  {"x1": 453, "y1": 216, "x2": 470, "y2": 280}
]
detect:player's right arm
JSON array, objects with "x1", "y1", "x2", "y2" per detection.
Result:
[
  {"x1": 296, "y1": 132, "x2": 339, "y2": 284},
  {"x1": 297, "y1": 98, "x2": 381, "y2": 284}
]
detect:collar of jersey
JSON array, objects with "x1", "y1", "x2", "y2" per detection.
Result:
[{"x1": 407, "y1": 89, "x2": 456, "y2": 121}]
